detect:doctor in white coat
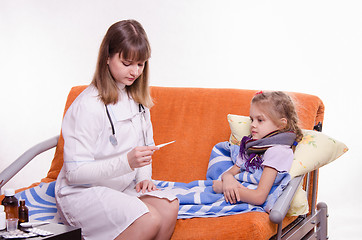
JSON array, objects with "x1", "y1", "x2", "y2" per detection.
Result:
[{"x1": 55, "y1": 20, "x2": 179, "y2": 240}]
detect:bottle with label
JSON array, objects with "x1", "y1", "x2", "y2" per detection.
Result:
[
  {"x1": 1, "y1": 189, "x2": 18, "y2": 219},
  {"x1": 18, "y1": 199, "x2": 29, "y2": 225},
  {"x1": 0, "y1": 205, "x2": 6, "y2": 230}
]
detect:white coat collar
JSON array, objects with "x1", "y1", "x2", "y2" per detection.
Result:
[{"x1": 106, "y1": 90, "x2": 138, "y2": 122}]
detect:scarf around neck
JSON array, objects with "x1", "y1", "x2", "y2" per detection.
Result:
[{"x1": 239, "y1": 130, "x2": 297, "y2": 171}]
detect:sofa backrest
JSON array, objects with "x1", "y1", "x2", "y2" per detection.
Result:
[
  {"x1": 149, "y1": 87, "x2": 324, "y2": 182},
  {"x1": 42, "y1": 86, "x2": 324, "y2": 184}
]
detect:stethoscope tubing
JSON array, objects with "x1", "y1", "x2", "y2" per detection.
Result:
[
  {"x1": 105, "y1": 103, "x2": 147, "y2": 146},
  {"x1": 105, "y1": 105, "x2": 116, "y2": 136}
]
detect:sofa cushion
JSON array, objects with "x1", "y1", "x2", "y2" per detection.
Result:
[{"x1": 171, "y1": 212, "x2": 296, "y2": 240}]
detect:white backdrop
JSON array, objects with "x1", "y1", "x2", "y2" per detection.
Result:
[{"x1": 1, "y1": 0, "x2": 361, "y2": 239}]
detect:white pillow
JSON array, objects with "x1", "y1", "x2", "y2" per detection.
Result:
[
  {"x1": 287, "y1": 185, "x2": 309, "y2": 216},
  {"x1": 228, "y1": 114, "x2": 251, "y2": 145},
  {"x1": 289, "y1": 129, "x2": 348, "y2": 177}
]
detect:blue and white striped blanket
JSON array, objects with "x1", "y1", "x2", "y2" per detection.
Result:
[
  {"x1": 155, "y1": 141, "x2": 291, "y2": 219},
  {"x1": 15, "y1": 141, "x2": 291, "y2": 221},
  {"x1": 15, "y1": 181, "x2": 60, "y2": 222}
]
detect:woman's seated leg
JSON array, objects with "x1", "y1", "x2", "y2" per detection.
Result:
[{"x1": 115, "y1": 196, "x2": 179, "y2": 240}]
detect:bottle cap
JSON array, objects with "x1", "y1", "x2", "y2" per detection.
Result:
[
  {"x1": 0, "y1": 205, "x2": 4, "y2": 212},
  {"x1": 4, "y1": 189, "x2": 15, "y2": 196}
]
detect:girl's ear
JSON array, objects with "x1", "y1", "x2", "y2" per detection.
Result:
[{"x1": 280, "y1": 118, "x2": 288, "y2": 129}]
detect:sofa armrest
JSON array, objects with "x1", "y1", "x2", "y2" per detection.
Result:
[
  {"x1": 269, "y1": 175, "x2": 304, "y2": 224},
  {"x1": 0, "y1": 135, "x2": 59, "y2": 189}
]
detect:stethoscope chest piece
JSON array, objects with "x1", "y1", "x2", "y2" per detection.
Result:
[
  {"x1": 105, "y1": 105, "x2": 118, "y2": 146},
  {"x1": 105, "y1": 103, "x2": 146, "y2": 147},
  {"x1": 109, "y1": 134, "x2": 118, "y2": 146}
]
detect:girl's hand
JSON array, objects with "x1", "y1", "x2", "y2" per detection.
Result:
[
  {"x1": 222, "y1": 174, "x2": 243, "y2": 204},
  {"x1": 136, "y1": 180, "x2": 158, "y2": 193},
  {"x1": 212, "y1": 180, "x2": 223, "y2": 193},
  {"x1": 127, "y1": 146, "x2": 159, "y2": 169}
]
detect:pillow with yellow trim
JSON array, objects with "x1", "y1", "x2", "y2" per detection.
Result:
[
  {"x1": 227, "y1": 114, "x2": 348, "y2": 178},
  {"x1": 287, "y1": 185, "x2": 309, "y2": 216},
  {"x1": 228, "y1": 114, "x2": 251, "y2": 145}
]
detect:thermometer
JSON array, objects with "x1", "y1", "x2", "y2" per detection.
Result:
[{"x1": 156, "y1": 140, "x2": 176, "y2": 148}]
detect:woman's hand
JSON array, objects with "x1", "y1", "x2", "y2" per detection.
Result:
[
  {"x1": 136, "y1": 179, "x2": 158, "y2": 193},
  {"x1": 127, "y1": 146, "x2": 159, "y2": 169}
]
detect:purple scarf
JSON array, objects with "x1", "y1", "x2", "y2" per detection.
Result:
[{"x1": 239, "y1": 131, "x2": 296, "y2": 171}]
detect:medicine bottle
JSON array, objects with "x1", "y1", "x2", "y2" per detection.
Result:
[
  {"x1": 0, "y1": 205, "x2": 6, "y2": 230},
  {"x1": 18, "y1": 199, "x2": 29, "y2": 224},
  {"x1": 1, "y1": 189, "x2": 18, "y2": 219}
]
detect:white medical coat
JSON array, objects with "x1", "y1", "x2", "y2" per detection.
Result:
[{"x1": 55, "y1": 84, "x2": 156, "y2": 240}]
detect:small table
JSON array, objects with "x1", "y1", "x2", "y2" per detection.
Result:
[{"x1": 1, "y1": 222, "x2": 81, "y2": 240}]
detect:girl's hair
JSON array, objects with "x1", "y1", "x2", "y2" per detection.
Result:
[
  {"x1": 91, "y1": 19, "x2": 153, "y2": 108},
  {"x1": 251, "y1": 91, "x2": 303, "y2": 151}
]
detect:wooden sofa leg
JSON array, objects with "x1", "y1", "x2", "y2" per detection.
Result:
[{"x1": 317, "y1": 202, "x2": 328, "y2": 239}]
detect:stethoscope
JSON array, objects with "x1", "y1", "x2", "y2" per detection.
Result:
[{"x1": 105, "y1": 103, "x2": 147, "y2": 146}]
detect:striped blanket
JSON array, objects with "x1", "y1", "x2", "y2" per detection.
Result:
[
  {"x1": 154, "y1": 141, "x2": 291, "y2": 219},
  {"x1": 15, "y1": 181, "x2": 61, "y2": 222},
  {"x1": 15, "y1": 141, "x2": 291, "y2": 221}
]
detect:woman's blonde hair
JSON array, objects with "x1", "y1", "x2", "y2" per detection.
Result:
[
  {"x1": 91, "y1": 19, "x2": 153, "y2": 108},
  {"x1": 252, "y1": 91, "x2": 303, "y2": 150}
]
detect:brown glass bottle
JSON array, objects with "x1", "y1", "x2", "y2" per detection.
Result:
[
  {"x1": 1, "y1": 189, "x2": 18, "y2": 219},
  {"x1": 18, "y1": 199, "x2": 29, "y2": 225}
]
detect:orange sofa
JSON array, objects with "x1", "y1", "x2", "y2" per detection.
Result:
[{"x1": 1, "y1": 85, "x2": 325, "y2": 239}]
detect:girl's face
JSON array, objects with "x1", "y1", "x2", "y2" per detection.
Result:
[
  {"x1": 107, "y1": 53, "x2": 146, "y2": 86},
  {"x1": 249, "y1": 103, "x2": 285, "y2": 140}
]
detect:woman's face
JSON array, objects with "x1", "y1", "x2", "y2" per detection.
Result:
[{"x1": 107, "y1": 53, "x2": 146, "y2": 86}]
